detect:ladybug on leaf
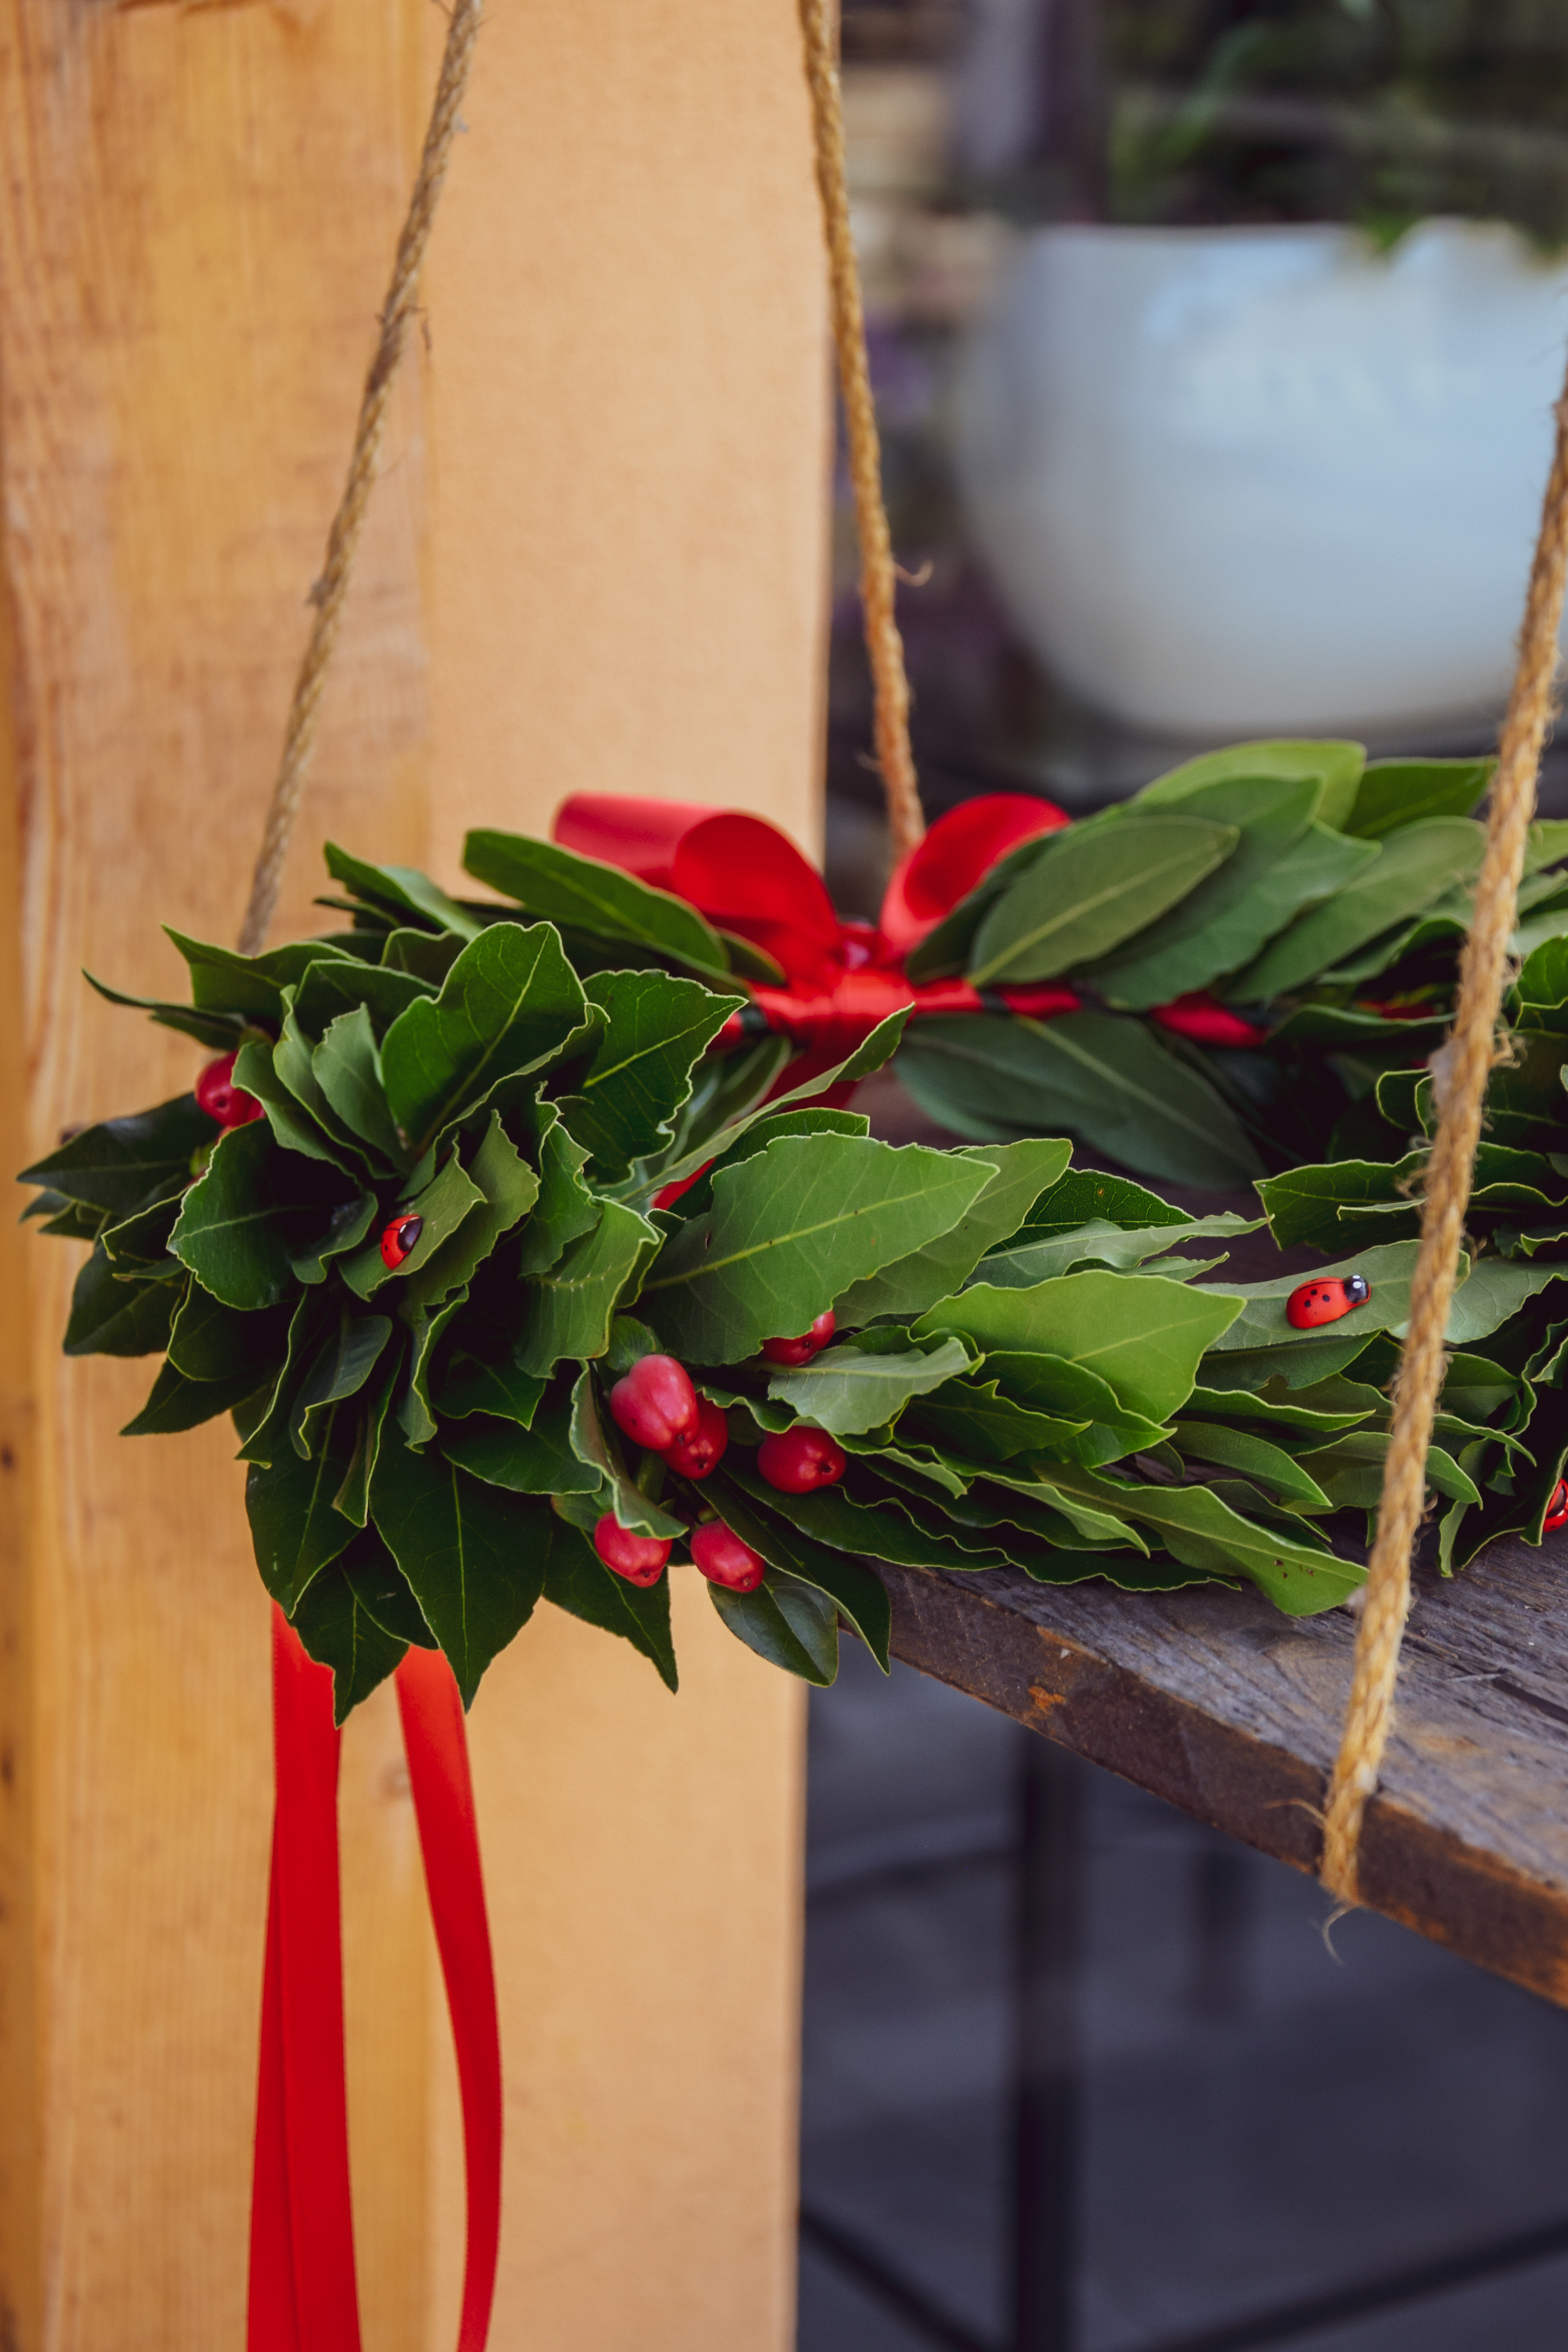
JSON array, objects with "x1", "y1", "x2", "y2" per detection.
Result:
[{"x1": 1286, "y1": 1274, "x2": 1371, "y2": 1330}]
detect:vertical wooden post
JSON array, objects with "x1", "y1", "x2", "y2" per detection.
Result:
[{"x1": 0, "y1": 0, "x2": 827, "y2": 2343}]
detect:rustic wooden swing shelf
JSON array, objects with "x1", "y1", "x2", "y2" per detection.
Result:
[{"x1": 882, "y1": 1531, "x2": 1568, "y2": 2007}]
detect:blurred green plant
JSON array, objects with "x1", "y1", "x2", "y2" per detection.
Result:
[{"x1": 1101, "y1": 0, "x2": 1568, "y2": 244}]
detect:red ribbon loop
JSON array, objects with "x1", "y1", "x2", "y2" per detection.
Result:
[{"x1": 250, "y1": 1614, "x2": 502, "y2": 2352}]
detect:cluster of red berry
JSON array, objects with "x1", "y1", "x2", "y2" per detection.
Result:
[{"x1": 596, "y1": 1313, "x2": 846, "y2": 1594}]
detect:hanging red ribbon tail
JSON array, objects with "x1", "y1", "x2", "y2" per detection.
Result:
[
  {"x1": 396, "y1": 1647, "x2": 504, "y2": 2352},
  {"x1": 249, "y1": 1608, "x2": 363, "y2": 2352},
  {"x1": 250, "y1": 1621, "x2": 503, "y2": 2352}
]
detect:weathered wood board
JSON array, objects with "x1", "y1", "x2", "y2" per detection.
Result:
[{"x1": 882, "y1": 1535, "x2": 1568, "y2": 2005}]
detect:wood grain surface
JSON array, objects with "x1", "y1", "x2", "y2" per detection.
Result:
[
  {"x1": 882, "y1": 1533, "x2": 1568, "y2": 2006},
  {"x1": 0, "y1": 1, "x2": 824, "y2": 2345}
]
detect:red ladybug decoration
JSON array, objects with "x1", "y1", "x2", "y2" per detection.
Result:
[
  {"x1": 1286, "y1": 1274, "x2": 1371, "y2": 1330},
  {"x1": 1544, "y1": 1480, "x2": 1568, "y2": 1533},
  {"x1": 379, "y1": 1213, "x2": 425, "y2": 1271}
]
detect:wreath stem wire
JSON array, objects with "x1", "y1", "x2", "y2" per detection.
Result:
[{"x1": 1320, "y1": 371, "x2": 1568, "y2": 1903}]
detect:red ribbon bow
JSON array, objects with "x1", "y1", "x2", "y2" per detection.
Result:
[
  {"x1": 553, "y1": 790, "x2": 1263, "y2": 1073},
  {"x1": 554, "y1": 789, "x2": 1080, "y2": 1080}
]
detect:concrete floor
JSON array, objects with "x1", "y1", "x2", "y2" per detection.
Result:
[{"x1": 798, "y1": 1641, "x2": 1568, "y2": 2352}]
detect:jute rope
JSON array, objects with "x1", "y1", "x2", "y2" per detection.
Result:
[
  {"x1": 797, "y1": 0, "x2": 926, "y2": 860},
  {"x1": 1320, "y1": 360, "x2": 1568, "y2": 1903},
  {"x1": 236, "y1": 0, "x2": 483, "y2": 958}
]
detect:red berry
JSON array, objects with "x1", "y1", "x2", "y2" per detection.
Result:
[
  {"x1": 757, "y1": 1424, "x2": 847, "y2": 1493},
  {"x1": 762, "y1": 1310, "x2": 837, "y2": 1368},
  {"x1": 379, "y1": 1213, "x2": 425, "y2": 1271},
  {"x1": 195, "y1": 1051, "x2": 263, "y2": 1129},
  {"x1": 609, "y1": 1354, "x2": 699, "y2": 1450},
  {"x1": 593, "y1": 1515, "x2": 672, "y2": 1586},
  {"x1": 690, "y1": 1520, "x2": 766, "y2": 1593},
  {"x1": 1545, "y1": 1479, "x2": 1568, "y2": 1533},
  {"x1": 1286, "y1": 1274, "x2": 1371, "y2": 1330},
  {"x1": 662, "y1": 1397, "x2": 728, "y2": 1480},
  {"x1": 1150, "y1": 993, "x2": 1267, "y2": 1048}
]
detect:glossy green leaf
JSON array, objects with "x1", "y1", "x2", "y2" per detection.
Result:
[
  {"x1": 290, "y1": 1543, "x2": 409, "y2": 1723},
  {"x1": 291, "y1": 1193, "x2": 378, "y2": 1285},
  {"x1": 341, "y1": 1530, "x2": 437, "y2": 1650},
  {"x1": 516, "y1": 1201, "x2": 661, "y2": 1377},
  {"x1": 322, "y1": 844, "x2": 481, "y2": 939},
  {"x1": 370, "y1": 1434, "x2": 548, "y2": 1703},
  {"x1": 630, "y1": 1011, "x2": 913, "y2": 1206},
  {"x1": 294, "y1": 1312, "x2": 393, "y2": 1458},
  {"x1": 515, "y1": 1101, "x2": 600, "y2": 1278},
  {"x1": 567, "y1": 1371, "x2": 684, "y2": 1535},
  {"x1": 292, "y1": 955, "x2": 434, "y2": 1039},
  {"x1": 312, "y1": 1005, "x2": 406, "y2": 1165},
  {"x1": 164, "y1": 929, "x2": 360, "y2": 1020},
  {"x1": 20, "y1": 1094, "x2": 213, "y2": 1217},
  {"x1": 380, "y1": 921, "x2": 589, "y2": 1155},
  {"x1": 231, "y1": 1033, "x2": 356, "y2": 1170},
  {"x1": 398, "y1": 1113, "x2": 539, "y2": 1313},
  {"x1": 464, "y1": 828, "x2": 733, "y2": 979},
  {"x1": 1344, "y1": 757, "x2": 1491, "y2": 840},
  {"x1": 642, "y1": 1134, "x2": 993, "y2": 1364},
  {"x1": 237, "y1": 1289, "x2": 334, "y2": 1467},
  {"x1": 1256, "y1": 1158, "x2": 1417, "y2": 1251},
  {"x1": 166, "y1": 1284, "x2": 292, "y2": 1384},
  {"x1": 1136, "y1": 738, "x2": 1364, "y2": 829},
  {"x1": 832, "y1": 1138, "x2": 1071, "y2": 1323},
  {"x1": 916, "y1": 1270, "x2": 1241, "y2": 1424},
  {"x1": 741, "y1": 1468, "x2": 1013, "y2": 1571},
  {"x1": 63, "y1": 1246, "x2": 179, "y2": 1357},
  {"x1": 541, "y1": 1513, "x2": 678, "y2": 1689},
  {"x1": 1090, "y1": 778, "x2": 1322, "y2": 1009},
  {"x1": 122, "y1": 1356, "x2": 268, "y2": 1435},
  {"x1": 709, "y1": 1463, "x2": 891, "y2": 1666},
  {"x1": 171, "y1": 1122, "x2": 356, "y2": 1311},
  {"x1": 440, "y1": 1391, "x2": 600, "y2": 1494},
  {"x1": 382, "y1": 927, "x2": 468, "y2": 987},
  {"x1": 707, "y1": 1573, "x2": 840, "y2": 1685},
  {"x1": 338, "y1": 1149, "x2": 485, "y2": 1302},
  {"x1": 245, "y1": 1399, "x2": 362, "y2": 1610},
  {"x1": 978, "y1": 1349, "x2": 1172, "y2": 1466},
  {"x1": 900, "y1": 1375, "x2": 1090, "y2": 1462},
  {"x1": 398, "y1": 1290, "x2": 471, "y2": 1447},
  {"x1": 1048, "y1": 1466, "x2": 1364, "y2": 1615},
  {"x1": 333, "y1": 1337, "x2": 405, "y2": 1528},
  {"x1": 434, "y1": 1349, "x2": 546, "y2": 1425},
  {"x1": 555, "y1": 969, "x2": 743, "y2": 1178},
  {"x1": 766, "y1": 1335, "x2": 975, "y2": 1436},
  {"x1": 981, "y1": 1211, "x2": 1260, "y2": 1288},
  {"x1": 967, "y1": 814, "x2": 1238, "y2": 987},
  {"x1": 1169, "y1": 1420, "x2": 1332, "y2": 1510},
  {"x1": 83, "y1": 970, "x2": 242, "y2": 1052},
  {"x1": 658, "y1": 1108, "x2": 868, "y2": 1224},
  {"x1": 1231, "y1": 819, "x2": 1485, "y2": 1000},
  {"x1": 896, "y1": 1011, "x2": 1263, "y2": 1186}
]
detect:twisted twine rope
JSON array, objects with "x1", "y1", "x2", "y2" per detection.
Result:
[
  {"x1": 1320, "y1": 363, "x2": 1568, "y2": 1903},
  {"x1": 796, "y1": 0, "x2": 926, "y2": 861},
  {"x1": 237, "y1": 0, "x2": 483, "y2": 958}
]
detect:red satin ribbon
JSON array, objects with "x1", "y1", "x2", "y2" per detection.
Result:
[
  {"x1": 553, "y1": 789, "x2": 1265, "y2": 1061},
  {"x1": 250, "y1": 1612, "x2": 502, "y2": 2352}
]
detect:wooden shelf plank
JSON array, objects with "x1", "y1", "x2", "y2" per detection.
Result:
[{"x1": 880, "y1": 1534, "x2": 1568, "y2": 2006}]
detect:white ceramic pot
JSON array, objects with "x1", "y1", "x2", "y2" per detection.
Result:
[{"x1": 955, "y1": 220, "x2": 1568, "y2": 739}]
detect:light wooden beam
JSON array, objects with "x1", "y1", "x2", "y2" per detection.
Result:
[{"x1": 0, "y1": 0, "x2": 827, "y2": 2342}]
